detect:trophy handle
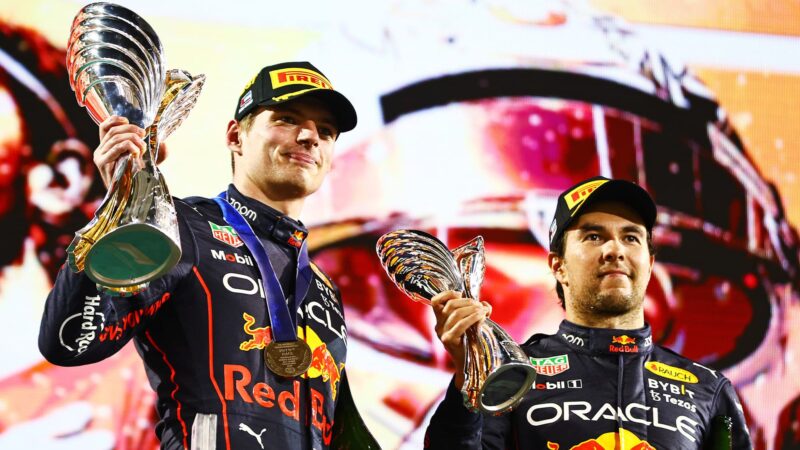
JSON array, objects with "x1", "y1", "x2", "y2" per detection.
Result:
[
  {"x1": 67, "y1": 129, "x2": 180, "y2": 294},
  {"x1": 461, "y1": 318, "x2": 537, "y2": 414}
]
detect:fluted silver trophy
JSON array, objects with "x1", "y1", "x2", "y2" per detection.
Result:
[
  {"x1": 376, "y1": 230, "x2": 536, "y2": 414},
  {"x1": 65, "y1": 2, "x2": 205, "y2": 295}
]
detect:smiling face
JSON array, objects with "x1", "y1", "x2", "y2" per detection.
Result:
[
  {"x1": 549, "y1": 200, "x2": 654, "y2": 327},
  {"x1": 229, "y1": 96, "x2": 338, "y2": 205}
]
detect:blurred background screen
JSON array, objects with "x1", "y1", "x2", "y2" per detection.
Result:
[{"x1": 0, "y1": 1, "x2": 798, "y2": 448}]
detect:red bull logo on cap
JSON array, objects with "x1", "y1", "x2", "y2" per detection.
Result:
[
  {"x1": 547, "y1": 428, "x2": 656, "y2": 449},
  {"x1": 564, "y1": 179, "x2": 610, "y2": 213}
]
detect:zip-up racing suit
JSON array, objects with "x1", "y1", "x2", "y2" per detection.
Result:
[
  {"x1": 39, "y1": 185, "x2": 349, "y2": 450},
  {"x1": 425, "y1": 320, "x2": 753, "y2": 449}
]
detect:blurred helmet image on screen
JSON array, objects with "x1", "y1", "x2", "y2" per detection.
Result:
[
  {"x1": 0, "y1": 21, "x2": 106, "y2": 281},
  {"x1": 301, "y1": 1, "x2": 798, "y2": 446},
  {"x1": 0, "y1": 20, "x2": 159, "y2": 449}
]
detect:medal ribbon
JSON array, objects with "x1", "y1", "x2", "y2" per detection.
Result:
[{"x1": 213, "y1": 195, "x2": 312, "y2": 342}]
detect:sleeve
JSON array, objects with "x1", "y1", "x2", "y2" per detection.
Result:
[
  {"x1": 423, "y1": 377, "x2": 512, "y2": 450},
  {"x1": 37, "y1": 209, "x2": 196, "y2": 366},
  {"x1": 709, "y1": 379, "x2": 754, "y2": 450}
]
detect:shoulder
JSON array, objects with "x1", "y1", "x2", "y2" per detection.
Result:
[
  {"x1": 176, "y1": 195, "x2": 219, "y2": 216},
  {"x1": 309, "y1": 261, "x2": 338, "y2": 293},
  {"x1": 649, "y1": 345, "x2": 729, "y2": 387},
  {"x1": 521, "y1": 332, "x2": 559, "y2": 356},
  {"x1": 173, "y1": 196, "x2": 226, "y2": 227}
]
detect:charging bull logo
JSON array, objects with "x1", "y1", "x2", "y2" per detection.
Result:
[
  {"x1": 300, "y1": 327, "x2": 344, "y2": 400},
  {"x1": 240, "y1": 312, "x2": 272, "y2": 351},
  {"x1": 610, "y1": 335, "x2": 639, "y2": 353},
  {"x1": 287, "y1": 230, "x2": 307, "y2": 248},
  {"x1": 612, "y1": 335, "x2": 636, "y2": 345},
  {"x1": 239, "y1": 315, "x2": 343, "y2": 399},
  {"x1": 547, "y1": 428, "x2": 656, "y2": 449}
]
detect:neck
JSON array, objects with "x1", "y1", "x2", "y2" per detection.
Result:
[
  {"x1": 232, "y1": 179, "x2": 305, "y2": 219},
  {"x1": 565, "y1": 306, "x2": 645, "y2": 330}
]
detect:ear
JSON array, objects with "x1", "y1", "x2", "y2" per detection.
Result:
[
  {"x1": 226, "y1": 119, "x2": 243, "y2": 155},
  {"x1": 548, "y1": 251, "x2": 568, "y2": 286}
]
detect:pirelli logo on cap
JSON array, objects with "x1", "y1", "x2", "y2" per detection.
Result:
[
  {"x1": 564, "y1": 179, "x2": 609, "y2": 213},
  {"x1": 270, "y1": 67, "x2": 333, "y2": 90}
]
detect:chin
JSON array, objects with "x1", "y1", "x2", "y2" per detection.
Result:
[{"x1": 595, "y1": 291, "x2": 640, "y2": 311}]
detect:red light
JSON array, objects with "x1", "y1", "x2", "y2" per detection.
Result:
[{"x1": 743, "y1": 273, "x2": 758, "y2": 289}]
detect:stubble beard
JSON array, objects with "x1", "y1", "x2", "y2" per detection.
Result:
[
  {"x1": 571, "y1": 280, "x2": 643, "y2": 318},
  {"x1": 266, "y1": 164, "x2": 320, "y2": 200}
]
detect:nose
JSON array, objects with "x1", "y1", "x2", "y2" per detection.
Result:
[
  {"x1": 601, "y1": 238, "x2": 624, "y2": 262},
  {"x1": 296, "y1": 120, "x2": 320, "y2": 148}
]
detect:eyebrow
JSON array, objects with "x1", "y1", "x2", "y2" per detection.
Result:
[
  {"x1": 274, "y1": 105, "x2": 337, "y2": 130},
  {"x1": 577, "y1": 222, "x2": 646, "y2": 236}
]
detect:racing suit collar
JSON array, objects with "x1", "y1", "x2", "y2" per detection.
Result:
[
  {"x1": 225, "y1": 184, "x2": 309, "y2": 249},
  {"x1": 557, "y1": 320, "x2": 653, "y2": 356}
]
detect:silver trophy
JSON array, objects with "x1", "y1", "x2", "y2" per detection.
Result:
[
  {"x1": 376, "y1": 229, "x2": 536, "y2": 414},
  {"x1": 65, "y1": 2, "x2": 205, "y2": 295}
]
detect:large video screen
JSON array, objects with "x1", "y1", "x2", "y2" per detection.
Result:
[{"x1": 0, "y1": 1, "x2": 798, "y2": 448}]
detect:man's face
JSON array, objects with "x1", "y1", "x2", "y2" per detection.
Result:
[
  {"x1": 236, "y1": 97, "x2": 338, "y2": 201},
  {"x1": 554, "y1": 200, "x2": 654, "y2": 318}
]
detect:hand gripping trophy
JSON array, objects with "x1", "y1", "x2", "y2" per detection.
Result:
[
  {"x1": 376, "y1": 230, "x2": 537, "y2": 414},
  {"x1": 65, "y1": 2, "x2": 204, "y2": 295}
]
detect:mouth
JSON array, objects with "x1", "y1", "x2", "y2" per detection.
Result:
[
  {"x1": 598, "y1": 269, "x2": 630, "y2": 278},
  {"x1": 285, "y1": 152, "x2": 318, "y2": 167}
]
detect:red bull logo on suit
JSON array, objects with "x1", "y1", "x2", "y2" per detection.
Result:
[
  {"x1": 546, "y1": 428, "x2": 656, "y2": 449},
  {"x1": 239, "y1": 314, "x2": 344, "y2": 401}
]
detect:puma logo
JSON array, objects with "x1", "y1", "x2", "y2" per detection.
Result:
[{"x1": 238, "y1": 423, "x2": 266, "y2": 449}]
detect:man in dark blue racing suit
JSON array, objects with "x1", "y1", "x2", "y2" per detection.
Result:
[
  {"x1": 425, "y1": 176, "x2": 753, "y2": 449},
  {"x1": 39, "y1": 61, "x2": 360, "y2": 450}
]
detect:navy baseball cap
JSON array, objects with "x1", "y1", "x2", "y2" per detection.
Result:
[
  {"x1": 234, "y1": 61, "x2": 357, "y2": 133},
  {"x1": 548, "y1": 176, "x2": 657, "y2": 251}
]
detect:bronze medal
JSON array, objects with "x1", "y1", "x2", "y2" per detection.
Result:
[{"x1": 264, "y1": 340, "x2": 312, "y2": 377}]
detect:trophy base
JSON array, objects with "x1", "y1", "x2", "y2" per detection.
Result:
[
  {"x1": 478, "y1": 362, "x2": 537, "y2": 414},
  {"x1": 84, "y1": 222, "x2": 181, "y2": 288}
]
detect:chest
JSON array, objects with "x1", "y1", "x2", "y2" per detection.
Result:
[
  {"x1": 190, "y1": 224, "x2": 347, "y2": 364},
  {"x1": 510, "y1": 352, "x2": 714, "y2": 449}
]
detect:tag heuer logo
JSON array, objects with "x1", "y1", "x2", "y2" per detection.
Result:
[
  {"x1": 529, "y1": 354, "x2": 570, "y2": 376},
  {"x1": 209, "y1": 222, "x2": 243, "y2": 248}
]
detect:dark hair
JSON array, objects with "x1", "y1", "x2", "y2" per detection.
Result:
[{"x1": 552, "y1": 230, "x2": 655, "y2": 309}]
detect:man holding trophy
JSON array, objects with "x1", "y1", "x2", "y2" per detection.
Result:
[
  {"x1": 422, "y1": 177, "x2": 753, "y2": 449},
  {"x1": 38, "y1": 4, "x2": 379, "y2": 450}
]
